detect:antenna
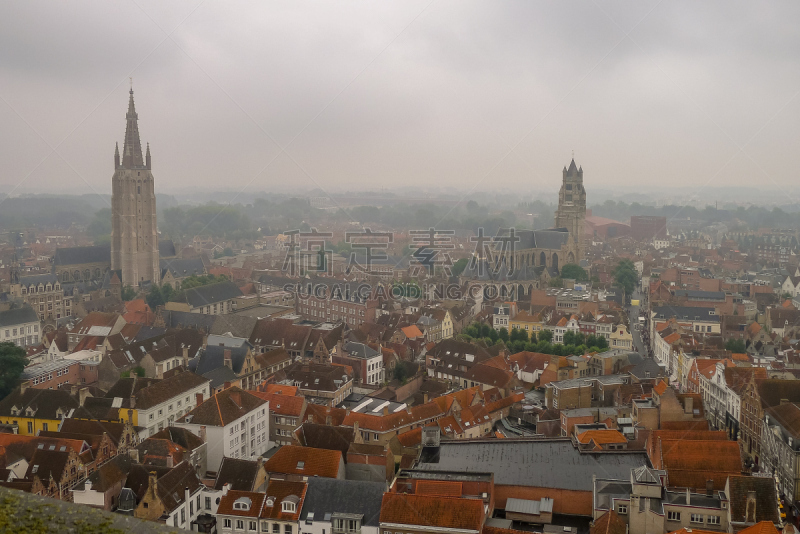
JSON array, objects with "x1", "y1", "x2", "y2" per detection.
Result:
[{"x1": 129, "y1": 77, "x2": 133, "y2": 92}]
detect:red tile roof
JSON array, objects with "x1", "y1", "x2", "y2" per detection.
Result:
[
  {"x1": 250, "y1": 392, "x2": 304, "y2": 417},
  {"x1": 260, "y1": 480, "x2": 307, "y2": 521},
  {"x1": 380, "y1": 492, "x2": 484, "y2": 532},
  {"x1": 217, "y1": 490, "x2": 266, "y2": 518},
  {"x1": 264, "y1": 445, "x2": 342, "y2": 478}
]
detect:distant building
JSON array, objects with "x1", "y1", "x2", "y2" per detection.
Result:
[
  {"x1": 0, "y1": 304, "x2": 41, "y2": 347},
  {"x1": 630, "y1": 216, "x2": 667, "y2": 241},
  {"x1": 110, "y1": 88, "x2": 160, "y2": 287}
]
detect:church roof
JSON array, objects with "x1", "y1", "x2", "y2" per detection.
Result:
[
  {"x1": 567, "y1": 158, "x2": 578, "y2": 172},
  {"x1": 53, "y1": 245, "x2": 111, "y2": 266}
]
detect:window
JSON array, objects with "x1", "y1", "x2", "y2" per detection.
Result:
[
  {"x1": 262, "y1": 522, "x2": 269, "y2": 532},
  {"x1": 284, "y1": 526, "x2": 292, "y2": 534},
  {"x1": 205, "y1": 497, "x2": 211, "y2": 510},
  {"x1": 708, "y1": 515, "x2": 720, "y2": 525},
  {"x1": 181, "y1": 509, "x2": 185, "y2": 524},
  {"x1": 667, "y1": 511, "x2": 681, "y2": 521},
  {"x1": 249, "y1": 521, "x2": 257, "y2": 531},
  {"x1": 237, "y1": 520, "x2": 245, "y2": 530},
  {"x1": 272, "y1": 525, "x2": 280, "y2": 534},
  {"x1": 224, "y1": 519, "x2": 232, "y2": 528},
  {"x1": 617, "y1": 504, "x2": 627, "y2": 515},
  {"x1": 691, "y1": 514, "x2": 704, "y2": 523}
]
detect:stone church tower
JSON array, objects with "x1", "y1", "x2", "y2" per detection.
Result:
[
  {"x1": 554, "y1": 159, "x2": 586, "y2": 264},
  {"x1": 111, "y1": 89, "x2": 160, "y2": 287}
]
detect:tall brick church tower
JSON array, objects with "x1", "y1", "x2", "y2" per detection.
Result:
[
  {"x1": 554, "y1": 159, "x2": 586, "y2": 264},
  {"x1": 111, "y1": 88, "x2": 160, "y2": 287}
]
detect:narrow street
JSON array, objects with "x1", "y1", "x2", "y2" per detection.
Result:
[{"x1": 625, "y1": 288, "x2": 648, "y2": 356}]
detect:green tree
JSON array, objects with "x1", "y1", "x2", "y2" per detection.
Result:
[
  {"x1": 0, "y1": 342, "x2": 28, "y2": 399},
  {"x1": 725, "y1": 338, "x2": 747, "y2": 353},
  {"x1": 452, "y1": 258, "x2": 469, "y2": 277},
  {"x1": 510, "y1": 328, "x2": 528, "y2": 343},
  {"x1": 121, "y1": 285, "x2": 137, "y2": 301},
  {"x1": 146, "y1": 285, "x2": 165, "y2": 309},
  {"x1": 613, "y1": 259, "x2": 638, "y2": 298},
  {"x1": 160, "y1": 283, "x2": 174, "y2": 303},
  {"x1": 498, "y1": 327, "x2": 509, "y2": 342},
  {"x1": 548, "y1": 277, "x2": 564, "y2": 288},
  {"x1": 560, "y1": 263, "x2": 588, "y2": 282},
  {"x1": 538, "y1": 329, "x2": 553, "y2": 342}
]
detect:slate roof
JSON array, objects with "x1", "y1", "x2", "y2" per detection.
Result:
[
  {"x1": 158, "y1": 240, "x2": 177, "y2": 258},
  {"x1": 182, "y1": 281, "x2": 243, "y2": 309},
  {"x1": 191, "y1": 344, "x2": 250, "y2": 376},
  {"x1": 73, "y1": 453, "x2": 132, "y2": 492},
  {"x1": 214, "y1": 457, "x2": 262, "y2": 491},
  {"x1": 0, "y1": 387, "x2": 80, "y2": 420},
  {"x1": 495, "y1": 228, "x2": 570, "y2": 251},
  {"x1": 18, "y1": 274, "x2": 58, "y2": 286},
  {"x1": 299, "y1": 477, "x2": 385, "y2": 526},
  {"x1": 178, "y1": 386, "x2": 266, "y2": 427},
  {"x1": 105, "y1": 371, "x2": 209, "y2": 410},
  {"x1": 53, "y1": 245, "x2": 110, "y2": 266},
  {"x1": 159, "y1": 309, "x2": 216, "y2": 331},
  {"x1": 210, "y1": 315, "x2": 258, "y2": 339},
  {"x1": 150, "y1": 426, "x2": 204, "y2": 451},
  {"x1": 152, "y1": 460, "x2": 204, "y2": 513},
  {"x1": 0, "y1": 305, "x2": 39, "y2": 327},
  {"x1": 728, "y1": 475, "x2": 780, "y2": 524},
  {"x1": 651, "y1": 306, "x2": 718, "y2": 322},
  {"x1": 202, "y1": 366, "x2": 240, "y2": 389},
  {"x1": 342, "y1": 341, "x2": 380, "y2": 360},
  {"x1": 293, "y1": 423, "x2": 354, "y2": 457},
  {"x1": 58, "y1": 419, "x2": 129, "y2": 446},
  {"x1": 416, "y1": 439, "x2": 648, "y2": 492},
  {"x1": 757, "y1": 379, "x2": 800, "y2": 409}
]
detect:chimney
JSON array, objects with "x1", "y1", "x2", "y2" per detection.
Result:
[
  {"x1": 706, "y1": 479, "x2": 713, "y2": 497},
  {"x1": 230, "y1": 391, "x2": 241, "y2": 407},
  {"x1": 148, "y1": 471, "x2": 158, "y2": 495},
  {"x1": 20, "y1": 380, "x2": 30, "y2": 394},
  {"x1": 383, "y1": 406, "x2": 389, "y2": 416},
  {"x1": 684, "y1": 396, "x2": 693, "y2": 415},
  {"x1": 78, "y1": 387, "x2": 90, "y2": 407},
  {"x1": 685, "y1": 488, "x2": 690, "y2": 505},
  {"x1": 196, "y1": 393, "x2": 204, "y2": 406},
  {"x1": 781, "y1": 398, "x2": 790, "y2": 406},
  {"x1": 70, "y1": 384, "x2": 79, "y2": 396},
  {"x1": 129, "y1": 396, "x2": 136, "y2": 409},
  {"x1": 423, "y1": 393, "x2": 429, "y2": 404},
  {"x1": 224, "y1": 350, "x2": 232, "y2": 369},
  {"x1": 222, "y1": 482, "x2": 231, "y2": 497},
  {"x1": 325, "y1": 415, "x2": 332, "y2": 426},
  {"x1": 353, "y1": 420, "x2": 360, "y2": 435},
  {"x1": 128, "y1": 448, "x2": 140, "y2": 463},
  {"x1": 199, "y1": 426, "x2": 207, "y2": 443},
  {"x1": 223, "y1": 381, "x2": 231, "y2": 390},
  {"x1": 745, "y1": 490, "x2": 757, "y2": 523},
  {"x1": 182, "y1": 346, "x2": 189, "y2": 366},
  {"x1": 166, "y1": 454, "x2": 174, "y2": 468},
  {"x1": 185, "y1": 486, "x2": 191, "y2": 521}
]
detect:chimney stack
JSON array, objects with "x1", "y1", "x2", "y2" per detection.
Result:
[
  {"x1": 196, "y1": 393, "x2": 203, "y2": 406},
  {"x1": 224, "y1": 350, "x2": 232, "y2": 369},
  {"x1": 222, "y1": 483, "x2": 231, "y2": 497},
  {"x1": 20, "y1": 380, "x2": 30, "y2": 394},
  {"x1": 78, "y1": 387, "x2": 90, "y2": 407},
  {"x1": 199, "y1": 425, "x2": 207, "y2": 443},
  {"x1": 706, "y1": 479, "x2": 713, "y2": 497},
  {"x1": 148, "y1": 471, "x2": 158, "y2": 495},
  {"x1": 129, "y1": 396, "x2": 136, "y2": 409},
  {"x1": 745, "y1": 490, "x2": 757, "y2": 523},
  {"x1": 325, "y1": 415, "x2": 332, "y2": 426},
  {"x1": 128, "y1": 448, "x2": 140, "y2": 463}
]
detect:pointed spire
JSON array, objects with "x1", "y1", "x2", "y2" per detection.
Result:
[
  {"x1": 568, "y1": 159, "x2": 578, "y2": 172},
  {"x1": 145, "y1": 142, "x2": 151, "y2": 169},
  {"x1": 121, "y1": 88, "x2": 144, "y2": 168},
  {"x1": 114, "y1": 142, "x2": 120, "y2": 168}
]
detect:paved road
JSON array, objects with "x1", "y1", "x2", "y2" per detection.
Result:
[{"x1": 625, "y1": 289, "x2": 648, "y2": 356}]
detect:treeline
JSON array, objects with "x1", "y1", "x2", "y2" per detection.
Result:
[{"x1": 460, "y1": 322, "x2": 609, "y2": 357}]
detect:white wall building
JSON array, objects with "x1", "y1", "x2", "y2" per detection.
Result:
[{"x1": 174, "y1": 386, "x2": 269, "y2": 474}]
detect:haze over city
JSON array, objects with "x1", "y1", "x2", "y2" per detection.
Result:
[{"x1": 1, "y1": 1, "x2": 799, "y2": 198}]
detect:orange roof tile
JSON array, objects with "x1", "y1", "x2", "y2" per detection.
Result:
[
  {"x1": 264, "y1": 445, "x2": 342, "y2": 478},
  {"x1": 396, "y1": 427, "x2": 422, "y2": 447},
  {"x1": 250, "y1": 392, "x2": 304, "y2": 417},
  {"x1": 416, "y1": 480, "x2": 463, "y2": 497},
  {"x1": 380, "y1": 493, "x2": 484, "y2": 531},
  {"x1": 263, "y1": 384, "x2": 299, "y2": 396},
  {"x1": 738, "y1": 522, "x2": 780, "y2": 534},
  {"x1": 654, "y1": 380, "x2": 669, "y2": 395},
  {"x1": 401, "y1": 325, "x2": 424, "y2": 339},
  {"x1": 576, "y1": 429, "x2": 627, "y2": 446}
]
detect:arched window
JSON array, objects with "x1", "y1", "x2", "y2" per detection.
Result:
[
  {"x1": 94, "y1": 268, "x2": 101, "y2": 279},
  {"x1": 83, "y1": 269, "x2": 91, "y2": 281},
  {"x1": 62, "y1": 272, "x2": 69, "y2": 283},
  {"x1": 73, "y1": 270, "x2": 80, "y2": 281}
]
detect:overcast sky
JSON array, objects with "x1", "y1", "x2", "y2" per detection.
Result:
[{"x1": 1, "y1": 1, "x2": 799, "y2": 198}]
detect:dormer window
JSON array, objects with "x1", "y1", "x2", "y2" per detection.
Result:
[
  {"x1": 233, "y1": 497, "x2": 252, "y2": 511},
  {"x1": 281, "y1": 499, "x2": 297, "y2": 513},
  {"x1": 265, "y1": 497, "x2": 275, "y2": 507}
]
